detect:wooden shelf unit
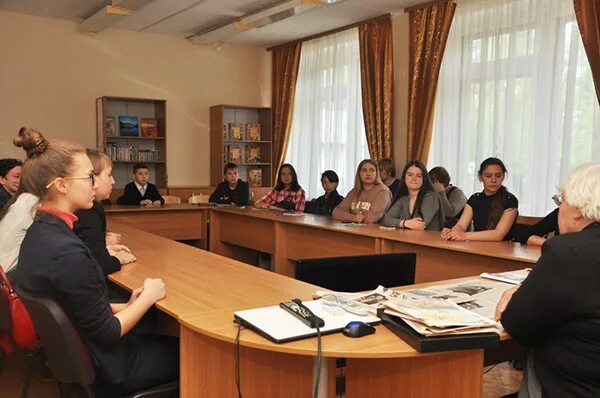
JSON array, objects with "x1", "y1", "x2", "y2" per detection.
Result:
[
  {"x1": 96, "y1": 96, "x2": 167, "y2": 188},
  {"x1": 210, "y1": 105, "x2": 272, "y2": 187}
]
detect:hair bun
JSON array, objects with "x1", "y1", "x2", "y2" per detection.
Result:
[{"x1": 14, "y1": 127, "x2": 47, "y2": 158}]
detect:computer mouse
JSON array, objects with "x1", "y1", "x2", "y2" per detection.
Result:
[{"x1": 342, "y1": 321, "x2": 376, "y2": 338}]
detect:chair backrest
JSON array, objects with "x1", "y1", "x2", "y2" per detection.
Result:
[
  {"x1": 295, "y1": 253, "x2": 416, "y2": 292},
  {"x1": 187, "y1": 194, "x2": 209, "y2": 204},
  {"x1": 15, "y1": 286, "x2": 95, "y2": 386},
  {"x1": 162, "y1": 195, "x2": 181, "y2": 205}
]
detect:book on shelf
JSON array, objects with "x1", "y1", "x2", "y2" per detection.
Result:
[
  {"x1": 119, "y1": 116, "x2": 139, "y2": 137},
  {"x1": 140, "y1": 118, "x2": 158, "y2": 138},
  {"x1": 247, "y1": 167, "x2": 262, "y2": 187},
  {"x1": 246, "y1": 123, "x2": 261, "y2": 141},
  {"x1": 223, "y1": 123, "x2": 228, "y2": 140},
  {"x1": 229, "y1": 123, "x2": 244, "y2": 140},
  {"x1": 245, "y1": 144, "x2": 261, "y2": 163},
  {"x1": 105, "y1": 117, "x2": 116, "y2": 137},
  {"x1": 227, "y1": 144, "x2": 243, "y2": 164},
  {"x1": 105, "y1": 143, "x2": 159, "y2": 162}
]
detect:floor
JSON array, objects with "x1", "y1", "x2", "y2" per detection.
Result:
[{"x1": 1, "y1": 351, "x2": 522, "y2": 397}]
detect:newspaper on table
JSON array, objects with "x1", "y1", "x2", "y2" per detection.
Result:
[
  {"x1": 480, "y1": 268, "x2": 531, "y2": 285},
  {"x1": 314, "y1": 278, "x2": 515, "y2": 336}
]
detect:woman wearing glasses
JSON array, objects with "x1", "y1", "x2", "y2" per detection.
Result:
[
  {"x1": 74, "y1": 149, "x2": 136, "y2": 276},
  {"x1": 496, "y1": 163, "x2": 600, "y2": 397},
  {"x1": 15, "y1": 129, "x2": 179, "y2": 396}
]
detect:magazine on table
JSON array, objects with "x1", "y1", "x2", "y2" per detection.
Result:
[{"x1": 480, "y1": 268, "x2": 531, "y2": 285}]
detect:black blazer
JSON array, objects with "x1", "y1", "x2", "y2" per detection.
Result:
[
  {"x1": 0, "y1": 184, "x2": 12, "y2": 210},
  {"x1": 116, "y1": 182, "x2": 164, "y2": 205},
  {"x1": 17, "y1": 212, "x2": 126, "y2": 384},
  {"x1": 74, "y1": 201, "x2": 121, "y2": 276},
  {"x1": 209, "y1": 180, "x2": 250, "y2": 205}
]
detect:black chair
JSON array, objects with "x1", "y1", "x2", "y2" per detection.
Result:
[
  {"x1": 15, "y1": 286, "x2": 178, "y2": 398},
  {"x1": 294, "y1": 253, "x2": 416, "y2": 292}
]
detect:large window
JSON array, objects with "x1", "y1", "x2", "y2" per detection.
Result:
[
  {"x1": 428, "y1": 0, "x2": 600, "y2": 215},
  {"x1": 285, "y1": 28, "x2": 370, "y2": 199}
]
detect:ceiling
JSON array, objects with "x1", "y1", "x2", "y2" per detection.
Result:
[{"x1": 0, "y1": 0, "x2": 429, "y2": 47}]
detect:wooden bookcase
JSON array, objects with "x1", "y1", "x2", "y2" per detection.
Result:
[
  {"x1": 210, "y1": 105, "x2": 272, "y2": 187},
  {"x1": 96, "y1": 96, "x2": 167, "y2": 188}
]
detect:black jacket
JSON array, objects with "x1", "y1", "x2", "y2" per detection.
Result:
[
  {"x1": 514, "y1": 208, "x2": 559, "y2": 244},
  {"x1": 305, "y1": 190, "x2": 344, "y2": 216},
  {"x1": 18, "y1": 211, "x2": 127, "y2": 384},
  {"x1": 74, "y1": 201, "x2": 121, "y2": 276},
  {"x1": 117, "y1": 182, "x2": 164, "y2": 205},
  {"x1": 0, "y1": 184, "x2": 12, "y2": 210},
  {"x1": 502, "y1": 222, "x2": 600, "y2": 398},
  {"x1": 209, "y1": 180, "x2": 250, "y2": 205}
]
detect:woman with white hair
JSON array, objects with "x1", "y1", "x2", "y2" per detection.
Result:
[{"x1": 495, "y1": 163, "x2": 600, "y2": 398}]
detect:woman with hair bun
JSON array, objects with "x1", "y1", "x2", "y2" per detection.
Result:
[
  {"x1": 441, "y1": 157, "x2": 518, "y2": 241},
  {"x1": 15, "y1": 128, "x2": 179, "y2": 396}
]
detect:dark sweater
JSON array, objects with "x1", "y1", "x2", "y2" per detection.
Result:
[
  {"x1": 74, "y1": 201, "x2": 121, "y2": 276},
  {"x1": 305, "y1": 190, "x2": 344, "y2": 216},
  {"x1": 0, "y1": 184, "x2": 12, "y2": 210},
  {"x1": 117, "y1": 182, "x2": 164, "y2": 205},
  {"x1": 514, "y1": 208, "x2": 559, "y2": 244},
  {"x1": 502, "y1": 222, "x2": 600, "y2": 398},
  {"x1": 467, "y1": 189, "x2": 518, "y2": 240},
  {"x1": 209, "y1": 180, "x2": 250, "y2": 205},
  {"x1": 17, "y1": 212, "x2": 126, "y2": 384}
]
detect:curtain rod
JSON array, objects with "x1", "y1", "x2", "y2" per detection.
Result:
[{"x1": 266, "y1": 13, "x2": 391, "y2": 52}]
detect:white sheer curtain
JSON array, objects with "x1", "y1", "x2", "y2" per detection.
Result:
[
  {"x1": 428, "y1": 0, "x2": 600, "y2": 216},
  {"x1": 285, "y1": 28, "x2": 369, "y2": 199}
]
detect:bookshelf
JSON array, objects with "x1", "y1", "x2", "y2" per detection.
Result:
[
  {"x1": 96, "y1": 96, "x2": 167, "y2": 188},
  {"x1": 210, "y1": 105, "x2": 272, "y2": 188}
]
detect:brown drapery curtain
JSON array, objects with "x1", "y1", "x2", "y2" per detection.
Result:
[
  {"x1": 406, "y1": 1, "x2": 456, "y2": 164},
  {"x1": 573, "y1": 0, "x2": 600, "y2": 104},
  {"x1": 272, "y1": 42, "x2": 302, "y2": 184},
  {"x1": 359, "y1": 16, "x2": 394, "y2": 161}
]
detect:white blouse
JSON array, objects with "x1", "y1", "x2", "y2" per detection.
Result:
[{"x1": 0, "y1": 193, "x2": 39, "y2": 273}]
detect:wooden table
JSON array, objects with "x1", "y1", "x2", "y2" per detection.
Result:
[
  {"x1": 105, "y1": 204, "x2": 211, "y2": 249},
  {"x1": 209, "y1": 207, "x2": 541, "y2": 283},
  {"x1": 108, "y1": 222, "x2": 518, "y2": 398}
]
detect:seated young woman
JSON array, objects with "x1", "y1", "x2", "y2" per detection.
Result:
[
  {"x1": 332, "y1": 159, "x2": 391, "y2": 224},
  {"x1": 428, "y1": 166, "x2": 467, "y2": 227},
  {"x1": 14, "y1": 129, "x2": 178, "y2": 396},
  {"x1": 209, "y1": 162, "x2": 250, "y2": 206},
  {"x1": 74, "y1": 149, "x2": 136, "y2": 276},
  {"x1": 255, "y1": 163, "x2": 306, "y2": 212},
  {"x1": 495, "y1": 163, "x2": 600, "y2": 397},
  {"x1": 441, "y1": 157, "x2": 518, "y2": 241},
  {"x1": 304, "y1": 170, "x2": 344, "y2": 216},
  {"x1": 381, "y1": 160, "x2": 444, "y2": 231},
  {"x1": 0, "y1": 128, "x2": 42, "y2": 285}
]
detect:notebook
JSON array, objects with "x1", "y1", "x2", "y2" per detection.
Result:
[{"x1": 234, "y1": 299, "x2": 380, "y2": 343}]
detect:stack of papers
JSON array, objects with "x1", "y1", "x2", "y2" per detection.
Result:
[
  {"x1": 480, "y1": 268, "x2": 531, "y2": 285},
  {"x1": 383, "y1": 295, "x2": 498, "y2": 336}
]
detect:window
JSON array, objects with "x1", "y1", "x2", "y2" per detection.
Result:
[
  {"x1": 285, "y1": 28, "x2": 370, "y2": 199},
  {"x1": 429, "y1": 0, "x2": 600, "y2": 215}
]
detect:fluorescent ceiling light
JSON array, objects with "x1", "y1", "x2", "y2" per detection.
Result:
[
  {"x1": 188, "y1": 0, "x2": 345, "y2": 45},
  {"x1": 78, "y1": 0, "x2": 154, "y2": 34}
]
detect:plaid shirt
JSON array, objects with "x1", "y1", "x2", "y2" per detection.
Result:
[{"x1": 258, "y1": 187, "x2": 306, "y2": 212}]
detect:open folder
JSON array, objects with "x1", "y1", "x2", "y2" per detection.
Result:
[{"x1": 234, "y1": 299, "x2": 380, "y2": 343}]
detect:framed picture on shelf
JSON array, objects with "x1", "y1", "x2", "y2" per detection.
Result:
[
  {"x1": 229, "y1": 123, "x2": 244, "y2": 140},
  {"x1": 119, "y1": 116, "x2": 139, "y2": 137},
  {"x1": 228, "y1": 144, "x2": 243, "y2": 164},
  {"x1": 247, "y1": 167, "x2": 262, "y2": 187},
  {"x1": 105, "y1": 117, "x2": 116, "y2": 136},
  {"x1": 140, "y1": 118, "x2": 158, "y2": 137},
  {"x1": 245, "y1": 144, "x2": 261, "y2": 163},
  {"x1": 246, "y1": 123, "x2": 261, "y2": 141}
]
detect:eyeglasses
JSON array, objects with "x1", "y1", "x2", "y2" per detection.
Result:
[
  {"x1": 552, "y1": 193, "x2": 564, "y2": 206},
  {"x1": 45, "y1": 172, "x2": 96, "y2": 189}
]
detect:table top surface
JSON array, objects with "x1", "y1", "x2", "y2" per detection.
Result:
[
  {"x1": 211, "y1": 207, "x2": 541, "y2": 263},
  {"x1": 105, "y1": 203, "x2": 213, "y2": 213}
]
